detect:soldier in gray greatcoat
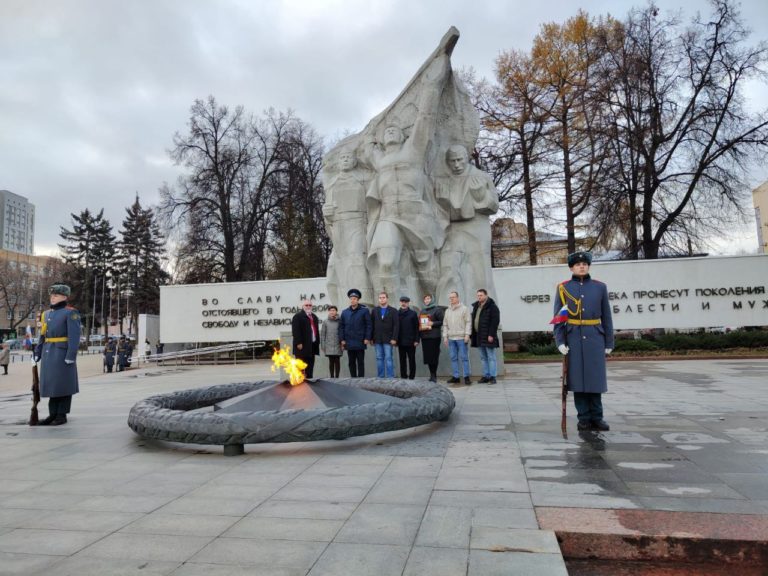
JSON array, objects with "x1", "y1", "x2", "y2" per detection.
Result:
[
  {"x1": 33, "y1": 283, "x2": 81, "y2": 426},
  {"x1": 552, "y1": 252, "x2": 614, "y2": 432}
]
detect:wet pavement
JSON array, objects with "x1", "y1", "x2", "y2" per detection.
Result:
[{"x1": 0, "y1": 358, "x2": 765, "y2": 575}]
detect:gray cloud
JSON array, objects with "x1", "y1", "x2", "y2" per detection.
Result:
[{"x1": 1, "y1": 0, "x2": 766, "y2": 254}]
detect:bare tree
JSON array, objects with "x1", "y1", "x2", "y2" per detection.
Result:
[
  {"x1": 596, "y1": 0, "x2": 768, "y2": 258},
  {"x1": 160, "y1": 96, "x2": 327, "y2": 282},
  {"x1": 0, "y1": 255, "x2": 62, "y2": 334}
]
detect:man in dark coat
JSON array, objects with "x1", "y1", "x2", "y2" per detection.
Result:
[
  {"x1": 33, "y1": 283, "x2": 80, "y2": 426},
  {"x1": 371, "y1": 292, "x2": 399, "y2": 378},
  {"x1": 397, "y1": 296, "x2": 419, "y2": 379},
  {"x1": 339, "y1": 288, "x2": 372, "y2": 377},
  {"x1": 552, "y1": 251, "x2": 614, "y2": 431},
  {"x1": 292, "y1": 299, "x2": 320, "y2": 379},
  {"x1": 470, "y1": 289, "x2": 500, "y2": 384},
  {"x1": 104, "y1": 337, "x2": 116, "y2": 372}
]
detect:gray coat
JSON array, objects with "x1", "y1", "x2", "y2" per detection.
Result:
[
  {"x1": 34, "y1": 304, "x2": 81, "y2": 398},
  {"x1": 320, "y1": 317, "x2": 343, "y2": 356},
  {"x1": 0, "y1": 346, "x2": 9, "y2": 365},
  {"x1": 553, "y1": 275, "x2": 614, "y2": 394}
]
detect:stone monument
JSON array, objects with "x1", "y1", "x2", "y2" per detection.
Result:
[{"x1": 323, "y1": 26, "x2": 498, "y2": 307}]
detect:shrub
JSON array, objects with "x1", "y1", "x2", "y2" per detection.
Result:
[
  {"x1": 528, "y1": 343, "x2": 558, "y2": 356},
  {"x1": 614, "y1": 339, "x2": 659, "y2": 352}
]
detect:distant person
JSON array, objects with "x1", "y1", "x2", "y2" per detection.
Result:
[
  {"x1": 320, "y1": 305, "x2": 342, "y2": 378},
  {"x1": 397, "y1": 296, "x2": 419, "y2": 379},
  {"x1": 419, "y1": 294, "x2": 444, "y2": 383},
  {"x1": 442, "y1": 291, "x2": 472, "y2": 385},
  {"x1": 0, "y1": 343, "x2": 9, "y2": 375},
  {"x1": 470, "y1": 289, "x2": 500, "y2": 384},
  {"x1": 291, "y1": 299, "x2": 320, "y2": 380},
  {"x1": 116, "y1": 336, "x2": 130, "y2": 371},
  {"x1": 339, "y1": 288, "x2": 372, "y2": 377},
  {"x1": 371, "y1": 292, "x2": 399, "y2": 378},
  {"x1": 33, "y1": 283, "x2": 81, "y2": 426},
  {"x1": 552, "y1": 251, "x2": 614, "y2": 432},
  {"x1": 144, "y1": 338, "x2": 152, "y2": 358},
  {"x1": 104, "y1": 337, "x2": 116, "y2": 373}
]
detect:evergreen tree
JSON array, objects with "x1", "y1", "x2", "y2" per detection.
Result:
[
  {"x1": 59, "y1": 209, "x2": 115, "y2": 340},
  {"x1": 115, "y1": 195, "x2": 169, "y2": 333}
]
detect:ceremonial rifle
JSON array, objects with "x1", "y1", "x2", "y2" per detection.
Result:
[
  {"x1": 29, "y1": 362, "x2": 40, "y2": 426},
  {"x1": 560, "y1": 354, "x2": 568, "y2": 437}
]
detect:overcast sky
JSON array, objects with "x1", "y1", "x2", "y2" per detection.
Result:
[{"x1": 2, "y1": 0, "x2": 767, "y2": 257}]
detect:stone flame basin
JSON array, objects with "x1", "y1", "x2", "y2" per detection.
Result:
[{"x1": 128, "y1": 378, "x2": 455, "y2": 455}]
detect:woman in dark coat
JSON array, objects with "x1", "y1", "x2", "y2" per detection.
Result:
[
  {"x1": 33, "y1": 283, "x2": 81, "y2": 426},
  {"x1": 419, "y1": 294, "x2": 444, "y2": 383},
  {"x1": 552, "y1": 251, "x2": 614, "y2": 432}
]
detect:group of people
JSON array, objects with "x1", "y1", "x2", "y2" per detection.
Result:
[
  {"x1": 295, "y1": 249, "x2": 616, "y2": 432},
  {"x1": 292, "y1": 287, "x2": 502, "y2": 385},
  {"x1": 103, "y1": 336, "x2": 134, "y2": 372},
  {"x1": 30, "y1": 250, "x2": 615, "y2": 433}
]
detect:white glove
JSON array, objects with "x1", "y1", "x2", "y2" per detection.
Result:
[
  {"x1": 558, "y1": 344, "x2": 569, "y2": 355},
  {"x1": 65, "y1": 359, "x2": 74, "y2": 364},
  {"x1": 34, "y1": 357, "x2": 40, "y2": 363},
  {"x1": 605, "y1": 349, "x2": 613, "y2": 355}
]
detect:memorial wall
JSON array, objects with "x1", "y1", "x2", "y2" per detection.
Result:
[{"x1": 160, "y1": 255, "x2": 768, "y2": 343}]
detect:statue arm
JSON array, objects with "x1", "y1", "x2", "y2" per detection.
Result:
[{"x1": 409, "y1": 54, "x2": 450, "y2": 153}]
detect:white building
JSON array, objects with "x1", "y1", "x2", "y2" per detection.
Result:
[{"x1": 0, "y1": 190, "x2": 35, "y2": 255}]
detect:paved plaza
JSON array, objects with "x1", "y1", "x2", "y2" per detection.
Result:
[{"x1": 0, "y1": 357, "x2": 767, "y2": 575}]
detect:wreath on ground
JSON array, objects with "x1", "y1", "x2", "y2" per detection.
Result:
[{"x1": 128, "y1": 378, "x2": 455, "y2": 445}]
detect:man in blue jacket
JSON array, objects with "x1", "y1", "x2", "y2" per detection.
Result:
[
  {"x1": 34, "y1": 283, "x2": 81, "y2": 426},
  {"x1": 552, "y1": 251, "x2": 614, "y2": 432},
  {"x1": 339, "y1": 288, "x2": 372, "y2": 377}
]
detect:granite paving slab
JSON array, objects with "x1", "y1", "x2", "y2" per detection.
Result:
[{"x1": 0, "y1": 358, "x2": 766, "y2": 574}]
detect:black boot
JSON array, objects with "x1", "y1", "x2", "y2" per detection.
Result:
[
  {"x1": 577, "y1": 420, "x2": 591, "y2": 432},
  {"x1": 591, "y1": 420, "x2": 610, "y2": 431},
  {"x1": 39, "y1": 415, "x2": 56, "y2": 426},
  {"x1": 464, "y1": 377, "x2": 472, "y2": 385},
  {"x1": 51, "y1": 415, "x2": 67, "y2": 426}
]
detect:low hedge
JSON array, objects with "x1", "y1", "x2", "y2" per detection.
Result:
[{"x1": 614, "y1": 339, "x2": 660, "y2": 352}]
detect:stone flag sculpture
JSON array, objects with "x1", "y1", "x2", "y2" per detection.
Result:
[{"x1": 323, "y1": 27, "x2": 498, "y2": 307}]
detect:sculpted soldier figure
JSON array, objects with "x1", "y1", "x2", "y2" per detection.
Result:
[
  {"x1": 33, "y1": 283, "x2": 81, "y2": 426},
  {"x1": 364, "y1": 54, "x2": 450, "y2": 298},
  {"x1": 435, "y1": 144, "x2": 498, "y2": 302},
  {"x1": 552, "y1": 251, "x2": 614, "y2": 431},
  {"x1": 323, "y1": 148, "x2": 373, "y2": 305}
]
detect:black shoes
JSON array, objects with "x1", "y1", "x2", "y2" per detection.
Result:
[
  {"x1": 464, "y1": 377, "x2": 472, "y2": 385},
  {"x1": 428, "y1": 376, "x2": 437, "y2": 383},
  {"x1": 489, "y1": 377, "x2": 497, "y2": 384},
  {"x1": 39, "y1": 415, "x2": 56, "y2": 426},
  {"x1": 446, "y1": 377, "x2": 460, "y2": 384},
  {"x1": 51, "y1": 415, "x2": 67, "y2": 426},
  {"x1": 577, "y1": 420, "x2": 610, "y2": 432},
  {"x1": 478, "y1": 376, "x2": 489, "y2": 383}
]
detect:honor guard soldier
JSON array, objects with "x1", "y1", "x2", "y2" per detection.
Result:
[
  {"x1": 551, "y1": 252, "x2": 614, "y2": 431},
  {"x1": 34, "y1": 283, "x2": 81, "y2": 426}
]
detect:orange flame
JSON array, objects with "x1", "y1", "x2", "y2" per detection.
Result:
[{"x1": 271, "y1": 345, "x2": 307, "y2": 386}]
